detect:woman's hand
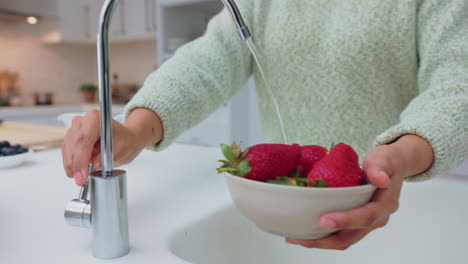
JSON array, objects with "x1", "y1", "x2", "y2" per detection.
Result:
[
  {"x1": 286, "y1": 135, "x2": 434, "y2": 250},
  {"x1": 61, "y1": 108, "x2": 163, "y2": 186}
]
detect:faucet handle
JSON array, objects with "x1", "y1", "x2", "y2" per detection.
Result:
[
  {"x1": 78, "y1": 164, "x2": 95, "y2": 201},
  {"x1": 64, "y1": 164, "x2": 95, "y2": 229}
]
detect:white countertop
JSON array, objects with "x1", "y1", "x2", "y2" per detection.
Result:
[
  {"x1": 0, "y1": 104, "x2": 126, "y2": 127},
  {"x1": 1, "y1": 144, "x2": 468, "y2": 264},
  {"x1": 1, "y1": 144, "x2": 227, "y2": 264}
]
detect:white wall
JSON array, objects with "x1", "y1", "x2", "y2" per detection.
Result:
[
  {"x1": 109, "y1": 40, "x2": 158, "y2": 85},
  {"x1": 0, "y1": 20, "x2": 95, "y2": 105},
  {"x1": 0, "y1": 18, "x2": 157, "y2": 105}
]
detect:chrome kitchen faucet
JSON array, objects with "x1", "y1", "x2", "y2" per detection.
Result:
[{"x1": 64, "y1": 0, "x2": 251, "y2": 259}]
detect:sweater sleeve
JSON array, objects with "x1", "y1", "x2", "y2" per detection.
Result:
[
  {"x1": 123, "y1": 1, "x2": 253, "y2": 151},
  {"x1": 373, "y1": 0, "x2": 468, "y2": 181}
]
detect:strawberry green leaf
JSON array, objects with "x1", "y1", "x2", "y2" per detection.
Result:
[
  {"x1": 310, "y1": 179, "x2": 328, "y2": 188},
  {"x1": 217, "y1": 167, "x2": 239, "y2": 175},
  {"x1": 240, "y1": 148, "x2": 250, "y2": 160},
  {"x1": 221, "y1": 144, "x2": 235, "y2": 162},
  {"x1": 296, "y1": 177, "x2": 310, "y2": 187},
  {"x1": 238, "y1": 158, "x2": 251, "y2": 177},
  {"x1": 267, "y1": 176, "x2": 297, "y2": 186},
  {"x1": 266, "y1": 180, "x2": 283, "y2": 184},
  {"x1": 267, "y1": 179, "x2": 295, "y2": 186},
  {"x1": 329, "y1": 141, "x2": 344, "y2": 151},
  {"x1": 284, "y1": 180, "x2": 297, "y2": 186},
  {"x1": 329, "y1": 142, "x2": 335, "y2": 152}
]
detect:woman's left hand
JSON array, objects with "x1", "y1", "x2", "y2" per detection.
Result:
[{"x1": 285, "y1": 143, "x2": 406, "y2": 250}]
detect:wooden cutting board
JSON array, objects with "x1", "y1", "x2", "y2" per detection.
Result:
[{"x1": 0, "y1": 121, "x2": 67, "y2": 148}]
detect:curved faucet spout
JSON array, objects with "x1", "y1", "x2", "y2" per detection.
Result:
[
  {"x1": 97, "y1": 0, "x2": 250, "y2": 175},
  {"x1": 85, "y1": 0, "x2": 252, "y2": 260},
  {"x1": 97, "y1": 0, "x2": 120, "y2": 175},
  {"x1": 220, "y1": 0, "x2": 251, "y2": 41},
  {"x1": 94, "y1": 0, "x2": 130, "y2": 260}
]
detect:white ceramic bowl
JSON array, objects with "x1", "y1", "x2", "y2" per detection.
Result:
[
  {"x1": 0, "y1": 149, "x2": 33, "y2": 169},
  {"x1": 224, "y1": 173, "x2": 376, "y2": 239}
]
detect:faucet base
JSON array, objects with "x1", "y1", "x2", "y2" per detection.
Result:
[
  {"x1": 90, "y1": 169, "x2": 130, "y2": 259},
  {"x1": 64, "y1": 199, "x2": 91, "y2": 229}
]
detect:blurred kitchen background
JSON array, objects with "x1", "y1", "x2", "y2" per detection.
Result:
[
  {"x1": 0, "y1": 0, "x2": 264, "y2": 147},
  {"x1": 0, "y1": 0, "x2": 466, "y2": 175}
]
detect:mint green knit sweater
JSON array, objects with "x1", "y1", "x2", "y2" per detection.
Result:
[{"x1": 125, "y1": 0, "x2": 467, "y2": 181}]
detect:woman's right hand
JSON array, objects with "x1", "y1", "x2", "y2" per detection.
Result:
[{"x1": 61, "y1": 108, "x2": 163, "y2": 186}]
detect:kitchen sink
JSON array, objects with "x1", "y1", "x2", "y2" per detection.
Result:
[{"x1": 169, "y1": 205, "x2": 319, "y2": 264}]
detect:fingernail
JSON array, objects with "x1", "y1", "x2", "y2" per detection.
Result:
[
  {"x1": 285, "y1": 238, "x2": 298, "y2": 245},
  {"x1": 74, "y1": 172, "x2": 83, "y2": 186},
  {"x1": 320, "y1": 217, "x2": 336, "y2": 228}
]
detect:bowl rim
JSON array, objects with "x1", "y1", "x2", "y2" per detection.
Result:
[{"x1": 224, "y1": 172, "x2": 376, "y2": 194}]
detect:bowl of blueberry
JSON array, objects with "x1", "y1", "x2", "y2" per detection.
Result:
[{"x1": 0, "y1": 140, "x2": 32, "y2": 169}]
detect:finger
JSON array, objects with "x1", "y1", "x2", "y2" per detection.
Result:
[
  {"x1": 71, "y1": 112, "x2": 100, "y2": 186},
  {"x1": 362, "y1": 147, "x2": 395, "y2": 188},
  {"x1": 320, "y1": 185, "x2": 399, "y2": 229},
  {"x1": 286, "y1": 229, "x2": 366, "y2": 250},
  {"x1": 286, "y1": 217, "x2": 389, "y2": 250},
  {"x1": 91, "y1": 152, "x2": 102, "y2": 171},
  {"x1": 365, "y1": 165, "x2": 391, "y2": 188},
  {"x1": 61, "y1": 136, "x2": 74, "y2": 178},
  {"x1": 319, "y1": 192, "x2": 388, "y2": 229},
  {"x1": 72, "y1": 135, "x2": 95, "y2": 186}
]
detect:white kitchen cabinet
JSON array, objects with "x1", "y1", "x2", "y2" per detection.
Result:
[
  {"x1": 157, "y1": 0, "x2": 222, "y2": 64},
  {"x1": 123, "y1": 0, "x2": 158, "y2": 40},
  {"x1": 56, "y1": 0, "x2": 157, "y2": 43},
  {"x1": 57, "y1": 0, "x2": 93, "y2": 42},
  {"x1": 0, "y1": 0, "x2": 56, "y2": 16}
]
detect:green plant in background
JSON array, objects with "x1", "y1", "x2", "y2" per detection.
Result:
[
  {"x1": 80, "y1": 83, "x2": 98, "y2": 103},
  {"x1": 80, "y1": 83, "x2": 97, "y2": 92}
]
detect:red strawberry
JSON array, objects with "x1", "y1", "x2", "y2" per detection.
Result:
[
  {"x1": 297, "y1": 145, "x2": 328, "y2": 177},
  {"x1": 217, "y1": 142, "x2": 301, "y2": 182},
  {"x1": 307, "y1": 143, "x2": 362, "y2": 187}
]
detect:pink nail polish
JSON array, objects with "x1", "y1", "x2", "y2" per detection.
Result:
[
  {"x1": 74, "y1": 172, "x2": 83, "y2": 186},
  {"x1": 320, "y1": 217, "x2": 336, "y2": 228}
]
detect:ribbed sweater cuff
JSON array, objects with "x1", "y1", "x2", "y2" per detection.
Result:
[{"x1": 373, "y1": 122, "x2": 447, "y2": 182}]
